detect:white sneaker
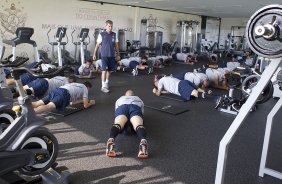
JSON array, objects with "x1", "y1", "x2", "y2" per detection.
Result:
[
  {"x1": 132, "y1": 69, "x2": 138, "y2": 76},
  {"x1": 147, "y1": 67, "x2": 153, "y2": 74},
  {"x1": 101, "y1": 87, "x2": 109, "y2": 93}
]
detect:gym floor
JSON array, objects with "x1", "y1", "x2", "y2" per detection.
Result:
[{"x1": 43, "y1": 57, "x2": 282, "y2": 184}]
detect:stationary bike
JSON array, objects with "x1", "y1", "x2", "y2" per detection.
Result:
[
  {"x1": 0, "y1": 56, "x2": 29, "y2": 131},
  {"x1": 0, "y1": 66, "x2": 66, "y2": 178}
]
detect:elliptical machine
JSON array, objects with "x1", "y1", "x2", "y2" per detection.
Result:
[
  {"x1": 47, "y1": 27, "x2": 68, "y2": 67},
  {"x1": 0, "y1": 65, "x2": 70, "y2": 183},
  {"x1": 71, "y1": 28, "x2": 90, "y2": 65}
]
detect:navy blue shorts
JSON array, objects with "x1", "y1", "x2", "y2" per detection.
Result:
[
  {"x1": 20, "y1": 73, "x2": 37, "y2": 86},
  {"x1": 42, "y1": 88, "x2": 70, "y2": 112},
  {"x1": 115, "y1": 104, "x2": 143, "y2": 119},
  {"x1": 178, "y1": 80, "x2": 196, "y2": 101},
  {"x1": 27, "y1": 78, "x2": 49, "y2": 98},
  {"x1": 101, "y1": 57, "x2": 116, "y2": 71},
  {"x1": 173, "y1": 71, "x2": 186, "y2": 80},
  {"x1": 115, "y1": 104, "x2": 143, "y2": 134},
  {"x1": 129, "y1": 60, "x2": 139, "y2": 70}
]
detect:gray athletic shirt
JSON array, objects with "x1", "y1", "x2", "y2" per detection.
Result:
[
  {"x1": 60, "y1": 83, "x2": 88, "y2": 102},
  {"x1": 46, "y1": 76, "x2": 69, "y2": 93},
  {"x1": 115, "y1": 95, "x2": 144, "y2": 114},
  {"x1": 184, "y1": 72, "x2": 208, "y2": 86},
  {"x1": 158, "y1": 76, "x2": 180, "y2": 96},
  {"x1": 120, "y1": 57, "x2": 141, "y2": 67},
  {"x1": 95, "y1": 59, "x2": 102, "y2": 69}
]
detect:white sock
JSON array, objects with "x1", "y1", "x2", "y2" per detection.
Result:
[{"x1": 102, "y1": 81, "x2": 106, "y2": 88}]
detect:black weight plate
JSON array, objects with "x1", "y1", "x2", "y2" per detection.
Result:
[
  {"x1": 246, "y1": 4, "x2": 282, "y2": 58},
  {"x1": 241, "y1": 75, "x2": 273, "y2": 104}
]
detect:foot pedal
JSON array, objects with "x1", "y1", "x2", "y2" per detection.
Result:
[{"x1": 41, "y1": 167, "x2": 72, "y2": 184}]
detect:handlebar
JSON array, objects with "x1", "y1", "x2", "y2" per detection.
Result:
[
  {"x1": 0, "y1": 57, "x2": 29, "y2": 67},
  {"x1": 71, "y1": 29, "x2": 78, "y2": 45},
  {"x1": 12, "y1": 65, "x2": 67, "y2": 80},
  {"x1": 47, "y1": 27, "x2": 52, "y2": 44}
]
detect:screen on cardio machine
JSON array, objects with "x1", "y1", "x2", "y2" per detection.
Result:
[
  {"x1": 15, "y1": 27, "x2": 34, "y2": 40},
  {"x1": 79, "y1": 28, "x2": 89, "y2": 41},
  {"x1": 55, "y1": 27, "x2": 67, "y2": 41}
]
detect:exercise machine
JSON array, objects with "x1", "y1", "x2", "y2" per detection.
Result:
[
  {"x1": 0, "y1": 65, "x2": 70, "y2": 183},
  {"x1": 216, "y1": 66, "x2": 273, "y2": 115},
  {"x1": 47, "y1": 27, "x2": 67, "y2": 67},
  {"x1": 71, "y1": 28, "x2": 90, "y2": 65},
  {"x1": 2, "y1": 27, "x2": 40, "y2": 62},
  {"x1": 176, "y1": 20, "x2": 199, "y2": 53},
  {"x1": 0, "y1": 56, "x2": 29, "y2": 132},
  {"x1": 215, "y1": 4, "x2": 282, "y2": 183}
]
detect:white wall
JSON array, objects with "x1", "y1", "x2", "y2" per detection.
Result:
[
  {"x1": 219, "y1": 17, "x2": 249, "y2": 48},
  {"x1": 0, "y1": 0, "x2": 201, "y2": 60}
]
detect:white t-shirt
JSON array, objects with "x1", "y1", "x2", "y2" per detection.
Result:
[
  {"x1": 78, "y1": 64, "x2": 94, "y2": 75},
  {"x1": 227, "y1": 62, "x2": 240, "y2": 71},
  {"x1": 119, "y1": 58, "x2": 131, "y2": 67},
  {"x1": 245, "y1": 58, "x2": 253, "y2": 66},
  {"x1": 206, "y1": 68, "x2": 227, "y2": 82},
  {"x1": 115, "y1": 95, "x2": 144, "y2": 114},
  {"x1": 158, "y1": 76, "x2": 180, "y2": 96},
  {"x1": 60, "y1": 83, "x2": 88, "y2": 102},
  {"x1": 184, "y1": 72, "x2": 208, "y2": 86},
  {"x1": 176, "y1": 53, "x2": 193, "y2": 61},
  {"x1": 97, "y1": 33, "x2": 118, "y2": 43},
  {"x1": 95, "y1": 59, "x2": 102, "y2": 69},
  {"x1": 46, "y1": 76, "x2": 69, "y2": 93},
  {"x1": 156, "y1": 55, "x2": 170, "y2": 60},
  {"x1": 120, "y1": 57, "x2": 141, "y2": 67}
]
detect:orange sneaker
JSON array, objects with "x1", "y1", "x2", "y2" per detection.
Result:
[
  {"x1": 138, "y1": 139, "x2": 148, "y2": 158},
  {"x1": 106, "y1": 138, "x2": 116, "y2": 157}
]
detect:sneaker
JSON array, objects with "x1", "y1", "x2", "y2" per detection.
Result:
[
  {"x1": 147, "y1": 67, "x2": 153, "y2": 74},
  {"x1": 101, "y1": 87, "x2": 109, "y2": 93},
  {"x1": 132, "y1": 69, "x2": 138, "y2": 76},
  {"x1": 106, "y1": 138, "x2": 116, "y2": 157},
  {"x1": 138, "y1": 139, "x2": 148, "y2": 158},
  {"x1": 215, "y1": 96, "x2": 223, "y2": 109}
]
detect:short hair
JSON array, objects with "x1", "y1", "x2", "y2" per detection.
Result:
[
  {"x1": 211, "y1": 56, "x2": 217, "y2": 62},
  {"x1": 68, "y1": 75, "x2": 77, "y2": 82},
  {"x1": 105, "y1": 20, "x2": 113, "y2": 25},
  {"x1": 226, "y1": 53, "x2": 232, "y2": 58},
  {"x1": 141, "y1": 55, "x2": 147, "y2": 60},
  {"x1": 125, "y1": 90, "x2": 134, "y2": 96},
  {"x1": 83, "y1": 81, "x2": 92, "y2": 88}
]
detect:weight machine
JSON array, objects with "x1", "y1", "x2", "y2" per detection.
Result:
[
  {"x1": 215, "y1": 4, "x2": 282, "y2": 184},
  {"x1": 176, "y1": 20, "x2": 199, "y2": 53},
  {"x1": 140, "y1": 15, "x2": 163, "y2": 56}
]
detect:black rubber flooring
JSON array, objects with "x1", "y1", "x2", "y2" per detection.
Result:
[{"x1": 43, "y1": 58, "x2": 282, "y2": 184}]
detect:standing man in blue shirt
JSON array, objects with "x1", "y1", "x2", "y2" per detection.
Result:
[{"x1": 93, "y1": 20, "x2": 120, "y2": 93}]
